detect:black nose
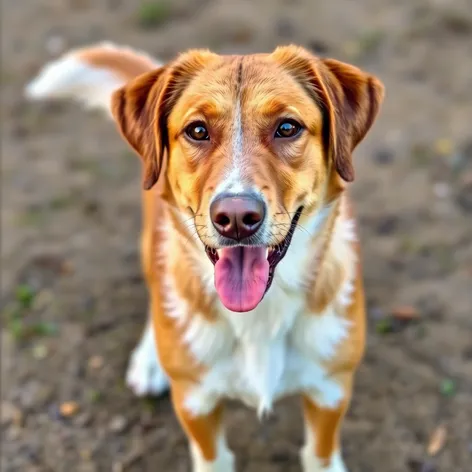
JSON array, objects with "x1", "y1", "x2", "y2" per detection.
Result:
[{"x1": 210, "y1": 194, "x2": 266, "y2": 241}]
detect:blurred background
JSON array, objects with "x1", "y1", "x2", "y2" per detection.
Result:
[{"x1": 1, "y1": 0, "x2": 472, "y2": 471}]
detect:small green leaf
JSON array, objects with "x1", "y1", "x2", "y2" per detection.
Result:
[
  {"x1": 7, "y1": 319, "x2": 58, "y2": 342},
  {"x1": 87, "y1": 389, "x2": 103, "y2": 403},
  {"x1": 33, "y1": 322, "x2": 58, "y2": 336},
  {"x1": 8, "y1": 318, "x2": 25, "y2": 340},
  {"x1": 440, "y1": 378, "x2": 456, "y2": 397},
  {"x1": 137, "y1": 1, "x2": 171, "y2": 28},
  {"x1": 375, "y1": 318, "x2": 393, "y2": 334},
  {"x1": 15, "y1": 284, "x2": 35, "y2": 308}
]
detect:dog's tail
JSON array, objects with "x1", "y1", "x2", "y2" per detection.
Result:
[{"x1": 24, "y1": 42, "x2": 161, "y2": 116}]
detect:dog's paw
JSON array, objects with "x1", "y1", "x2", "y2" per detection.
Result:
[
  {"x1": 301, "y1": 449, "x2": 347, "y2": 472},
  {"x1": 126, "y1": 323, "x2": 170, "y2": 397}
]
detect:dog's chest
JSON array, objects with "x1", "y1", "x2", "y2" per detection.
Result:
[{"x1": 181, "y1": 285, "x2": 350, "y2": 417}]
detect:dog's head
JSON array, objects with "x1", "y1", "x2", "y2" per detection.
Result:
[{"x1": 111, "y1": 45, "x2": 384, "y2": 313}]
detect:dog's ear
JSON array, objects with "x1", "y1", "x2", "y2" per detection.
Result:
[
  {"x1": 271, "y1": 46, "x2": 385, "y2": 182},
  {"x1": 318, "y1": 57, "x2": 385, "y2": 182},
  {"x1": 111, "y1": 68, "x2": 166, "y2": 189},
  {"x1": 111, "y1": 50, "x2": 219, "y2": 190}
]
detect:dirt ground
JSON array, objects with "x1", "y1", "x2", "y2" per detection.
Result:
[{"x1": 2, "y1": 0, "x2": 472, "y2": 471}]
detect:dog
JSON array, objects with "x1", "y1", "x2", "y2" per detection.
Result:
[{"x1": 26, "y1": 42, "x2": 384, "y2": 471}]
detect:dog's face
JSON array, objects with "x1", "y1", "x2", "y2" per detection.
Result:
[{"x1": 111, "y1": 46, "x2": 384, "y2": 313}]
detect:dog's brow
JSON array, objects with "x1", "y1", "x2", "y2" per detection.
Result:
[
  {"x1": 254, "y1": 101, "x2": 294, "y2": 118},
  {"x1": 182, "y1": 103, "x2": 222, "y2": 123}
]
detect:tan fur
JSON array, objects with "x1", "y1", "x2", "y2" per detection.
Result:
[
  {"x1": 77, "y1": 43, "x2": 158, "y2": 81},
  {"x1": 76, "y1": 44, "x2": 384, "y2": 469}
]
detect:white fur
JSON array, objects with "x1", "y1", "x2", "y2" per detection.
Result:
[
  {"x1": 301, "y1": 427, "x2": 348, "y2": 472},
  {"x1": 301, "y1": 449, "x2": 347, "y2": 472},
  {"x1": 290, "y1": 306, "x2": 352, "y2": 362},
  {"x1": 24, "y1": 41, "x2": 160, "y2": 115},
  {"x1": 190, "y1": 436, "x2": 235, "y2": 472},
  {"x1": 215, "y1": 167, "x2": 245, "y2": 196},
  {"x1": 227, "y1": 98, "x2": 245, "y2": 194},
  {"x1": 126, "y1": 317, "x2": 169, "y2": 396},
  {"x1": 162, "y1": 206, "x2": 356, "y2": 419},
  {"x1": 182, "y1": 284, "x2": 350, "y2": 418},
  {"x1": 25, "y1": 55, "x2": 122, "y2": 116},
  {"x1": 211, "y1": 96, "x2": 246, "y2": 197}
]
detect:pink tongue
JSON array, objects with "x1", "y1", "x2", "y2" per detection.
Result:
[{"x1": 214, "y1": 246, "x2": 269, "y2": 312}]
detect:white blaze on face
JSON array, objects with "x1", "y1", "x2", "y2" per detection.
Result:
[
  {"x1": 230, "y1": 97, "x2": 244, "y2": 188},
  {"x1": 213, "y1": 90, "x2": 246, "y2": 197}
]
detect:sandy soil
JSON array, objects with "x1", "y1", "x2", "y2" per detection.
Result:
[{"x1": 2, "y1": 0, "x2": 472, "y2": 471}]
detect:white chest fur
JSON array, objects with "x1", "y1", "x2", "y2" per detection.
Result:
[
  {"x1": 179, "y1": 279, "x2": 352, "y2": 418},
  {"x1": 163, "y1": 207, "x2": 357, "y2": 418}
]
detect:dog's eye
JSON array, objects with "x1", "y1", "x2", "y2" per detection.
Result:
[
  {"x1": 275, "y1": 120, "x2": 302, "y2": 138},
  {"x1": 185, "y1": 122, "x2": 210, "y2": 141}
]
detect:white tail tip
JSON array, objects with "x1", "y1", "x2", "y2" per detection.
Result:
[{"x1": 24, "y1": 42, "x2": 160, "y2": 114}]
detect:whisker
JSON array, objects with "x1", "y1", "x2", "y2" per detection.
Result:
[
  {"x1": 274, "y1": 210, "x2": 311, "y2": 218},
  {"x1": 183, "y1": 222, "x2": 206, "y2": 232},
  {"x1": 179, "y1": 214, "x2": 203, "y2": 225},
  {"x1": 181, "y1": 230, "x2": 202, "y2": 250},
  {"x1": 181, "y1": 219, "x2": 206, "y2": 234},
  {"x1": 272, "y1": 222, "x2": 312, "y2": 238}
]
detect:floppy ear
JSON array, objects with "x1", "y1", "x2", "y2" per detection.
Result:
[
  {"x1": 111, "y1": 68, "x2": 167, "y2": 189},
  {"x1": 272, "y1": 46, "x2": 385, "y2": 182},
  {"x1": 318, "y1": 58, "x2": 385, "y2": 182}
]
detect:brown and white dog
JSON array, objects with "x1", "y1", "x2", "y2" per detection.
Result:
[{"x1": 26, "y1": 42, "x2": 384, "y2": 471}]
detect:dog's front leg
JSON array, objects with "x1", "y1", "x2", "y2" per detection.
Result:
[
  {"x1": 171, "y1": 387, "x2": 235, "y2": 472},
  {"x1": 126, "y1": 314, "x2": 170, "y2": 397},
  {"x1": 300, "y1": 388, "x2": 351, "y2": 472}
]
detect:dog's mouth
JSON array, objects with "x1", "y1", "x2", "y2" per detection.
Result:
[{"x1": 205, "y1": 207, "x2": 303, "y2": 313}]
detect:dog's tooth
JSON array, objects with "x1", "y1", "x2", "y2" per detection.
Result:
[{"x1": 265, "y1": 249, "x2": 269, "y2": 258}]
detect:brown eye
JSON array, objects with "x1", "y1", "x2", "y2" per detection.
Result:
[
  {"x1": 275, "y1": 119, "x2": 302, "y2": 138},
  {"x1": 185, "y1": 122, "x2": 209, "y2": 141}
]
